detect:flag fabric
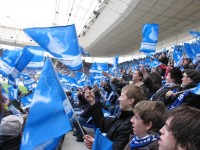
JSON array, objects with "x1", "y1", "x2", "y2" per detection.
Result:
[
  {"x1": 24, "y1": 24, "x2": 82, "y2": 71},
  {"x1": 189, "y1": 31, "x2": 200, "y2": 38},
  {"x1": 192, "y1": 83, "x2": 200, "y2": 95},
  {"x1": 23, "y1": 75, "x2": 36, "y2": 90},
  {"x1": 8, "y1": 86, "x2": 18, "y2": 100},
  {"x1": 21, "y1": 93, "x2": 34, "y2": 107},
  {"x1": 149, "y1": 59, "x2": 161, "y2": 68},
  {"x1": 76, "y1": 72, "x2": 86, "y2": 87},
  {"x1": 89, "y1": 62, "x2": 108, "y2": 73},
  {"x1": 61, "y1": 75, "x2": 77, "y2": 88},
  {"x1": 25, "y1": 46, "x2": 45, "y2": 69},
  {"x1": 92, "y1": 128, "x2": 113, "y2": 150},
  {"x1": 140, "y1": 24, "x2": 159, "y2": 53},
  {"x1": 173, "y1": 46, "x2": 183, "y2": 67},
  {"x1": 0, "y1": 48, "x2": 34, "y2": 81},
  {"x1": 20, "y1": 57, "x2": 72, "y2": 150},
  {"x1": 80, "y1": 46, "x2": 90, "y2": 57},
  {"x1": 9, "y1": 48, "x2": 34, "y2": 81},
  {"x1": 0, "y1": 49, "x2": 21, "y2": 77}
]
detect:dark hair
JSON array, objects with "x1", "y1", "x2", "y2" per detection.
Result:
[
  {"x1": 168, "y1": 106, "x2": 200, "y2": 150},
  {"x1": 134, "y1": 101, "x2": 167, "y2": 133},
  {"x1": 169, "y1": 67, "x2": 183, "y2": 84}
]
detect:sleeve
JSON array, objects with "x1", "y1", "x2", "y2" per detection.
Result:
[{"x1": 85, "y1": 101, "x2": 116, "y2": 133}]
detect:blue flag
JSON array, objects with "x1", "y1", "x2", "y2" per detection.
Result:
[
  {"x1": 9, "y1": 48, "x2": 34, "y2": 81},
  {"x1": 21, "y1": 93, "x2": 34, "y2": 107},
  {"x1": 0, "y1": 49, "x2": 21, "y2": 77},
  {"x1": 189, "y1": 31, "x2": 200, "y2": 38},
  {"x1": 192, "y1": 83, "x2": 200, "y2": 95},
  {"x1": 140, "y1": 24, "x2": 159, "y2": 53},
  {"x1": 173, "y1": 46, "x2": 183, "y2": 67},
  {"x1": 61, "y1": 75, "x2": 77, "y2": 88},
  {"x1": 23, "y1": 75, "x2": 36, "y2": 90},
  {"x1": 0, "y1": 49, "x2": 34, "y2": 81},
  {"x1": 90, "y1": 62, "x2": 108, "y2": 73},
  {"x1": 24, "y1": 24, "x2": 82, "y2": 71},
  {"x1": 80, "y1": 46, "x2": 90, "y2": 57},
  {"x1": 20, "y1": 57, "x2": 72, "y2": 150},
  {"x1": 8, "y1": 86, "x2": 18, "y2": 100},
  {"x1": 25, "y1": 46, "x2": 45, "y2": 69},
  {"x1": 76, "y1": 72, "x2": 86, "y2": 87},
  {"x1": 92, "y1": 128, "x2": 113, "y2": 150}
]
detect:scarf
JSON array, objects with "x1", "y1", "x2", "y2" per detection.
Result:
[
  {"x1": 168, "y1": 91, "x2": 191, "y2": 110},
  {"x1": 129, "y1": 134, "x2": 159, "y2": 150}
]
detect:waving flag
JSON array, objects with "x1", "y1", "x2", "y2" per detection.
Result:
[
  {"x1": 76, "y1": 72, "x2": 86, "y2": 87},
  {"x1": 23, "y1": 75, "x2": 36, "y2": 90},
  {"x1": 189, "y1": 31, "x2": 200, "y2": 38},
  {"x1": 90, "y1": 62, "x2": 108, "y2": 73},
  {"x1": 21, "y1": 93, "x2": 34, "y2": 107},
  {"x1": 80, "y1": 46, "x2": 90, "y2": 57},
  {"x1": 0, "y1": 49, "x2": 21, "y2": 77},
  {"x1": 61, "y1": 75, "x2": 77, "y2": 88},
  {"x1": 173, "y1": 46, "x2": 183, "y2": 67},
  {"x1": 8, "y1": 86, "x2": 18, "y2": 100},
  {"x1": 0, "y1": 49, "x2": 34, "y2": 81},
  {"x1": 24, "y1": 24, "x2": 82, "y2": 71},
  {"x1": 192, "y1": 83, "x2": 200, "y2": 95},
  {"x1": 140, "y1": 24, "x2": 159, "y2": 53},
  {"x1": 25, "y1": 46, "x2": 45, "y2": 69},
  {"x1": 20, "y1": 57, "x2": 72, "y2": 150},
  {"x1": 149, "y1": 59, "x2": 161, "y2": 68},
  {"x1": 92, "y1": 128, "x2": 113, "y2": 150}
]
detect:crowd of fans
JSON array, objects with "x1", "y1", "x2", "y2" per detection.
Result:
[{"x1": 0, "y1": 46, "x2": 200, "y2": 150}]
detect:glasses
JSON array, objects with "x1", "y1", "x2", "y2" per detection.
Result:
[{"x1": 183, "y1": 75, "x2": 189, "y2": 78}]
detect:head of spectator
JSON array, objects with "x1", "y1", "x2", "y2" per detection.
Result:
[
  {"x1": 132, "y1": 70, "x2": 143, "y2": 83},
  {"x1": 0, "y1": 115, "x2": 24, "y2": 138},
  {"x1": 166, "y1": 67, "x2": 182, "y2": 85},
  {"x1": 129, "y1": 101, "x2": 166, "y2": 149},
  {"x1": 181, "y1": 69, "x2": 200, "y2": 87},
  {"x1": 118, "y1": 84, "x2": 145, "y2": 111},
  {"x1": 159, "y1": 106, "x2": 200, "y2": 150}
]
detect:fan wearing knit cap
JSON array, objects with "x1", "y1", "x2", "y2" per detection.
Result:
[
  {"x1": 165, "y1": 69, "x2": 200, "y2": 110},
  {"x1": 0, "y1": 115, "x2": 24, "y2": 150}
]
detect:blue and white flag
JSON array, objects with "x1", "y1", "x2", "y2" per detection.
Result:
[
  {"x1": 20, "y1": 57, "x2": 73, "y2": 150},
  {"x1": 80, "y1": 46, "x2": 90, "y2": 57},
  {"x1": 140, "y1": 24, "x2": 159, "y2": 53},
  {"x1": 192, "y1": 83, "x2": 200, "y2": 95},
  {"x1": 61, "y1": 75, "x2": 77, "y2": 88},
  {"x1": 23, "y1": 75, "x2": 36, "y2": 90},
  {"x1": 92, "y1": 128, "x2": 113, "y2": 150},
  {"x1": 76, "y1": 72, "x2": 86, "y2": 87},
  {"x1": 1, "y1": 86, "x2": 9, "y2": 100},
  {"x1": 0, "y1": 49, "x2": 34, "y2": 81},
  {"x1": 24, "y1": 24, "x2": 82, "y2": 71},
  {"x1": 89, "y1": 62, "x2": 108, "y2": 73},
  {"x1": 25, "y1": 46, "x2": 45, "y2": 69},
  {"x1": 9, "y1": 48, "x2": 34, "y2": 81},
  {"x1": 149, "y1": 59, "x2": 161, "y2": 68},
  {"x1": 0, "y1": 49, "x2": 21, "y2": 77},
  {"x1": 21, "y1": 93, "x2": 34, "y2": 107},
  {"x1": 189, "y1": 31, "x2": 200, "y2": 38},
  {"x1": 173, "y1": 46, "x2": 183, "y2": 67},
  {"x1": 8, "y1": 86, "x2": 18, "y2": 100}
]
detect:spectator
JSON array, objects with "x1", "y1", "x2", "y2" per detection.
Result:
[
  {"x1": 84, "y1": 85, "x2": 145, "y2": 150},
  {"x1": 124, "y1": 101, "x2": 166, "y2": 150},
  {"x1": 166, "y1": 69, "x2": 200, "y2": 110},
  {"x1": 159, "y1": 106, "x2": 200, "y2": 150}
]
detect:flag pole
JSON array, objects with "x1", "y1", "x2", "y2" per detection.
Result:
[
  {"x1": 174, "y1": 87, "x2": 195, "y2": 94},
  {"x1": 48, "y1": 56, "x2": 86, "y2": 137}
]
